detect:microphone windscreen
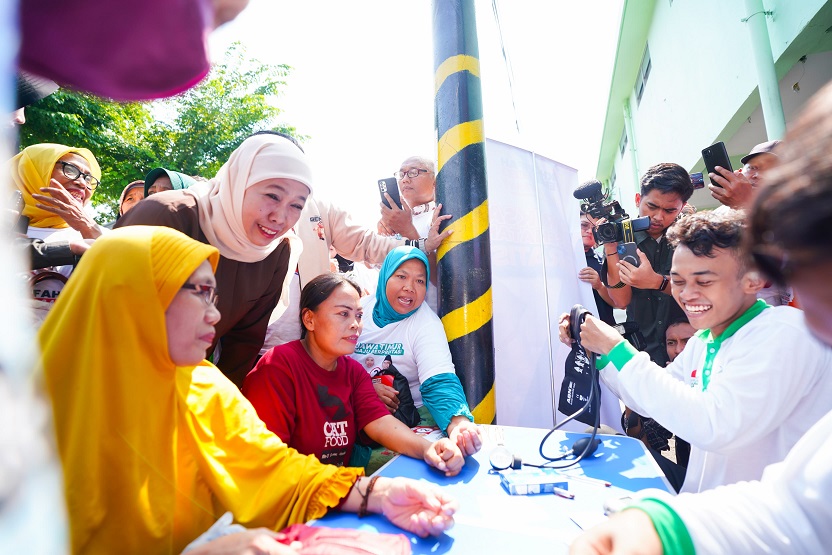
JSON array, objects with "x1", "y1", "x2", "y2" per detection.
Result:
[{"x1": 573, "y1": 180, "x2": 603, "y2": 200}]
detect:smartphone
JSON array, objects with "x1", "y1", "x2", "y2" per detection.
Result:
[
  {"x1": 617, "y1": 242, "x2": 640, "y2": 267},
  {"x1": 702, "y1": 142, "x2": 733, "y2": 187},
  {"x1": 690, "y1": 172, "x2": 704, "y2": 189},
  {"x1": 378, "y1": 177, "x2": 403, "y2": 209}
]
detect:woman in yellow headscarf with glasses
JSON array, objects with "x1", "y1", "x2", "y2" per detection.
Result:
[
  {"x1": 39, "y1": 225, "x2": 457, "y2": 554},
  {"x1": 10, "y1": 143, "x2": 106, "y2": 275}
]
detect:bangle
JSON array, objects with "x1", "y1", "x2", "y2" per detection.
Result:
[
  {"x1": 604, "y1": 250, "x2": 618, "y2": 257},
  {"x1": 606, "y1": 281, "x2": 626, "y2": 289},
  {"x1": 358, "y1": 475, "x2": 379, "y2": 518}
]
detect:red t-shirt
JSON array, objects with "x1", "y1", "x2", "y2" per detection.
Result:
[{"x1": 242, "y1": 340, "x2": 389, "y2": 466}]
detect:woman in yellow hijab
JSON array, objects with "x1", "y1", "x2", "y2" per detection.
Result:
[
  {"x1": 10, "y1": 143, "x2": 106, "y2": 245},
  {"x1": 39, "y1": 225, "x2": 457, "y2": 554}
]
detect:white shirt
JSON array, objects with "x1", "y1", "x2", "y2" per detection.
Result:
[
  {"x1": 411, "y1": 206, "x2": 438, "y2": 312},
  {"x1": 642, "y1": 408, "x2": 832, "y2": 554},
  {"x1": 351, "y1": 295, "x2": 454, "y2": 407},
  {"x1": 601, "y1": 306, "x2": 832, "y2": 493}
]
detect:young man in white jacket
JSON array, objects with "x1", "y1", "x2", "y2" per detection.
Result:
[
  {"x1": 559, "y1": 210, "x2": 832, "y2": 495},
  {"x1": 569, "y1": 81, "x2": 832, "y2": 555}
]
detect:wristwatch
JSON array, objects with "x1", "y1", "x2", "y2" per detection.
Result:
[
  {"x1": 405, "y1": 237, "x2": 428, "y2": 253},
  {"x1": 657, "y1": 275, "x2": 670, "y2": 291}
]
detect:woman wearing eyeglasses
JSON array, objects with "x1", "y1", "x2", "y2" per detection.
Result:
[
  {"x1": 117, "y1": 133, "x2": 311, "y2": 387},
  {"x1": 39, "y1": 225, "x2": 457, "y2": 554},
  {"x1": 10, "y1": 143, "x2": 106, "y2": 277}
]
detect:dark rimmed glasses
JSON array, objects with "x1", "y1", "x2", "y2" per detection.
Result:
[
  {"x1": 181, "y1": 283, "x2": 219, "y2": 307},
  {"x1": 394, "y1": 168, "x2": 430, "y2": 180},
  {"x1": 57, "y1": 161, "x2": 100, "y2": 191}
]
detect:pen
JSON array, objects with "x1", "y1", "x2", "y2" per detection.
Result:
[
  {"x1": 562, "y1": 474, "x2": 612, "y2": 487},
  {"x1": 553, "y1": 487, "x2": 574, "y2": 499}
]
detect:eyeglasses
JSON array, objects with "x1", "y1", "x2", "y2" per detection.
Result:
[
  {"x1": 394, "y1": 168, "x2": 430, "y2": 180},
  {"x1": 57, "y1": 161, "x2": 100, "y2": 191},
  {"x1": 181, "y1": 283, "x2": 219, "y2": 307}
]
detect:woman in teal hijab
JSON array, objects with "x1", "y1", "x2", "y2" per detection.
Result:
[
  {"x1": 144, "y1": 167, "x2": 197, "y2": 196},
  {"x1": 354, "y1": 246, "x2": 482, "y2": 457}
]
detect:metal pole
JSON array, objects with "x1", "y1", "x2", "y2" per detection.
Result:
[
  {"x1": 432, "y1": 0, "x2": 495, "y2": 424},
  {"x1": 742, "y1": 0, "x2": 786, "y2": 140}
]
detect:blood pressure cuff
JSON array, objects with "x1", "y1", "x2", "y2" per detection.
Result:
[{"x1": 558, "y1": 342, "x2": 600, "y2": 426}]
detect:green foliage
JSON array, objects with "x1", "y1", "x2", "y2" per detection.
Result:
[
  {"x1": 20, "y1": 91, "x2": 157, "y2": 221},
  {"x1": 158, "y1": 43, "x2": 303, "y2": 180},
  {"x1": 18, "y1": 43, "x2": 302, "y2": 222}
]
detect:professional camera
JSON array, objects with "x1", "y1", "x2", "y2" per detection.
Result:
[{"x1": 573, "y1": 180, "x2": 650, "y2": 245}]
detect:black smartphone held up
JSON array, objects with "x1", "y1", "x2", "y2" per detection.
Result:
[
  {"x1": 378, "y1": 177, "x2": 403, "y2": 209},
  {"x1": 702, "y1": 142, "x2": 733, "y2": 187}
]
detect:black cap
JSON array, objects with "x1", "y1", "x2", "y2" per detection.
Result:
[
  {"x1": 741, "y1": 140, "x2": 782, "y2": 165},
  {"x1": 15, "y1": 71, "x2": 59, "y2": 109}
]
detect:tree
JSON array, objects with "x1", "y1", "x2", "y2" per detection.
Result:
[
  {"x1": 20, "y1": 91, "x2": 159, "y2": 220},
  {"x1": 18, "y1": 43, "x2": 302, "y2": 222},
  {"x1": 158, "y1": 42, "x2": 303, "y2": 180}
]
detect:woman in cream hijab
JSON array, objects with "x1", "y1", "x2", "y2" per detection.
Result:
[
  {"x1": 117, "y1": 133, "x2": 309, "y2": 386},
  {"x1": 39, "y1": 226, "x2": 456, "y2": 554},
  {"x1": 10, "y1": 143, "x2": 105, "y2": 276}
]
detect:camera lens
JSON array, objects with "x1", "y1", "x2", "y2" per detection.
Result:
[{"x1": 596, "y1": 222, "x2": 618, "y2": 242}]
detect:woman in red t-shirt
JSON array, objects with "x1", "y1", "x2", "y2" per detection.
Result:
[{"x1": 243, "y1": 273, "x2": 465, "y2": 475}]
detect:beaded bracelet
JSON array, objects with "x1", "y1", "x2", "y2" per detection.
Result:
[{"x1": 358, "y1": 475, "x2": 380, "y2": 518}]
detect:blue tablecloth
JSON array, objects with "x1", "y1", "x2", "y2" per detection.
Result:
[{"x1": 315, "y1": 425, "x2": 672, "y2": 554}]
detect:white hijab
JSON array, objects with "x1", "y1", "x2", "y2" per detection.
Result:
[{"x1": 184, "y1": 134, "x2": 313, "y2": 263}]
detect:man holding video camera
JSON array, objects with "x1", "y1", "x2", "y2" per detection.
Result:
[{"x1": 601, "y1": 163, "x2": 693, "y2": 367}]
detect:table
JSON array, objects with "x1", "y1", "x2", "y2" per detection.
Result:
[{"x1": 315, "y1": 425, "x2": 672, "y2": 554}]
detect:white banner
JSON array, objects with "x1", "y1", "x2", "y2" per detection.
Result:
[{"x1": 486, "y1": 139, "x2": 623, "y2": 432}]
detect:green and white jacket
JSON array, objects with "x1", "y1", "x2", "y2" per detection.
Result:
[{"x1": 598, "y1": 301, "x2": 832, "y2": 493}]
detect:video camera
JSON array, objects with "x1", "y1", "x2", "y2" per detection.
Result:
[{"x1": 573, "y1": 180, "x2": 650, "y2": 245}]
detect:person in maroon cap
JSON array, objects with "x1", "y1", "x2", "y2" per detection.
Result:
[{"x1": 709, "y1": 140, "x2": 781, "y2": 211}]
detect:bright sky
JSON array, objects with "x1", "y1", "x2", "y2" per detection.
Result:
[{"x1": 209, "y1": 0, "x2": 623, "y2": 228}]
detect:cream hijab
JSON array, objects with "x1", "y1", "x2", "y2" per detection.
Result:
[{"x1": 184, "y1": 133, "x2": 313, "y2": 264}]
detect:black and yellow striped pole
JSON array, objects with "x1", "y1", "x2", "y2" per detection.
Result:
[{"x1": 432, "y1": 0, "x2": 495, "y2": 424}]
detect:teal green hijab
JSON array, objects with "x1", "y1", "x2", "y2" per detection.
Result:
[
  {"x1": 143, "y1": 168, "x2": 196, "y2": 196},
  {"x1": 373, "y1": 246, "x2": 430, "y2": 328}
]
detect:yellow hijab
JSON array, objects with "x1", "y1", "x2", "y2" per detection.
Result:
[
  {"x1": 9, "y1": 143, "x2": 101, "y2": 228},
  {"x1": 40, "y1": 226, "x2": 360, "y2": 553},
  {"x1": 40, "y1": 226, "x2": 218, "y2": 551}
]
